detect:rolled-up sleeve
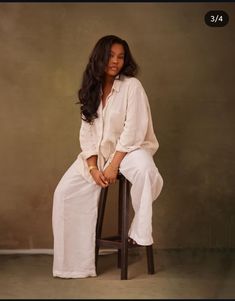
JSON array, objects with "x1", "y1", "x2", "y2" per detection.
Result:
[
  {"x1": 115, "y1": 79, "x2": 149, "y2": 153},
  {"x1": 79, "y1": 117, "x2": 98, "y2": 159}
]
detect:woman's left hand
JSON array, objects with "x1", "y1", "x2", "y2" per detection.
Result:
[{"x1": 103, "y1": 165, "x2": 118, "y2": 184}]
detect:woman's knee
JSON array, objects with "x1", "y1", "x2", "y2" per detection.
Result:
[
  {"x1": 135, "y1": 163, "x2": 159, "y2": 182},
  {"x1": 120, "y1": 149, "x2": 162, "y2": 186},
  {"x1": 132, "y1": 152, "x2": 158, "y2": 178}
]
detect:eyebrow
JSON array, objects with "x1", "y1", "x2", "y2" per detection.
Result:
[{"x1": 111, "y1": 51, "x2": 125, "y2": 55}]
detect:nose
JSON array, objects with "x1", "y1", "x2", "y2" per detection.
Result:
[{"x1": 111, "y1": 56, "x2": 118, "y2": 64}]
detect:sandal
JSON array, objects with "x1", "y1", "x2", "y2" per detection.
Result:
[{"x1": 128, "y1": 237, "x2": 138, "y2": 247}]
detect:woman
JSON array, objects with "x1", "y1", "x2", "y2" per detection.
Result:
[{"x1": 52, "y1": 35, "x2": 163, "y2": 279}]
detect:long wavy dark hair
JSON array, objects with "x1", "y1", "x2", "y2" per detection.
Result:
[{"x1": 77, "y1": 35, "x2": 138, "y2": 124}]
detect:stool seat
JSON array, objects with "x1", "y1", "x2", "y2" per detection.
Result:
[{"x1": 95, "y1": 172, "x2": 155, "y2": 280}]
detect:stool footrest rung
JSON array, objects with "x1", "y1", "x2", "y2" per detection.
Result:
[
  {"x1": 101, "y1": 235, "x2": 121, "y2": 241},
  {"x1": 97, "y1": 239, "x2": 122, "y2": 249}
]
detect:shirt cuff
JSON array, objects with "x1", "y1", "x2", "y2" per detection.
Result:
[
  {"x1": 82, "y1": 150, "x2": 99, "y2": 160},
  {"x1": 115, "y1": 143, "x2": 140, "y2": 153}
]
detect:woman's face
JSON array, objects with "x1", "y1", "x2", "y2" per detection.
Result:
[{"x1": 105, "y1": 43, "x2": 125, "y2": 78}]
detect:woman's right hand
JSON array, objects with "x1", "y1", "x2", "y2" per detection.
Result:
[{"x1": 90, "y1": 169, "x2": 109, "y2": 188}]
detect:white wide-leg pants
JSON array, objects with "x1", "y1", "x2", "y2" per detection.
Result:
[{"x1": 52, "y1": 149, "x2": 163, "y2": 278}]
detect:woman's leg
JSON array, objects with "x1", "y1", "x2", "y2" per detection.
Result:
[
  {"x1": 119, "y1": 149, "x2": 163, "y2": 246},
  {"x1": 52, "y1": 159, "x2": 101, "y2": 278}
]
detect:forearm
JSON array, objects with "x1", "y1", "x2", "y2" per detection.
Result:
[
  {"x1": 86, "y1": 155, "x2": 98, "y2": 167},
  {"x1": 110, "y1": 151, "x2": 127, "y2": 170}
]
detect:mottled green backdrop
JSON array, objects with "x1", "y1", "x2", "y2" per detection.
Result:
[{"x1": 0, "y1": 3, "x2": 234, "y2": 250}]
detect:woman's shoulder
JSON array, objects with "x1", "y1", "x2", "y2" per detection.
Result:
[{"x1": 120, "y1": 75, "x2": 144, "y2": 90}]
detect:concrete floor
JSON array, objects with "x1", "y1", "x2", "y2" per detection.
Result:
[{"x1": 0, "y1": 249, "x2": 235, "y2": 299}]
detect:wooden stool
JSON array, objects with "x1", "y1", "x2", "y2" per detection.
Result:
[{"x1": 95, "y1": 173, "x2": 155, "y2": 280}]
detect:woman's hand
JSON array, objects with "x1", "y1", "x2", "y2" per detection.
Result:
[
  {"x1": 90, "y1": 169, "x2": 109, "y2": 188},
  {"x1": 103, "y1": 164, "x2": 118, "y2": 184}
]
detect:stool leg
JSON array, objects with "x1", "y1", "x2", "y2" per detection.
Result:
[
  {"x1": 117, "y1": 179, "x2": 123, "y2": 269},
  {"x1": 95, "y1": 187, "x2": 108, "y2": 267},
  {"x1": 120, "y1": 177, "x2": 129, "y2": 280},
  {"x1": 146, "y1": 245, "x2": 155, "y2": 274}
]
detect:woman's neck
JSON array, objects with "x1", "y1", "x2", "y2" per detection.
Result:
[{"x1": 103, "y1": 75, "x2": 115, "y2": 87}]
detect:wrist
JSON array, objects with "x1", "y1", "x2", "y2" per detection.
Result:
[
  {"x1": 88, "y1": 165, "x2": 98, "y2": 174},
  {"x1": 109, "y1": 162, "x2": 119, "y2": 173}
]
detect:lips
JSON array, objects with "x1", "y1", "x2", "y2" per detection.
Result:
[{"x1": 109, "y1": 66, "x2": 118, "y2": 71}]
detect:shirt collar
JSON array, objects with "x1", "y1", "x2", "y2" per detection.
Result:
[{"x1": 100, "y1": 74, "x2": 122, "y2": 96}]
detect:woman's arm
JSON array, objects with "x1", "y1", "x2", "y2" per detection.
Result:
[
  {"x1": 115, "y1": 79, "x2": 149, "y2": 153},
  {"x1": 87, "y1": 155, "x2": 109, "y2": 188},
  {"x1": 104, "y1": 79, "x2": 150, "y2": 184},
  {"x1": 86, "y1": 155, "x2": 98, "y2": 169},
  {"x1": 79, "y1": 118, "x2": 98, "y2": 159},
  {"x1": 109, "y1": 151, "x2": 127, "y2": 170},
  {"x1": 80, "y1": 118, "x2": 108, "y2": 188},
  {"x1": 103, "y1": 151, "x2": 127, "y2": 184}
]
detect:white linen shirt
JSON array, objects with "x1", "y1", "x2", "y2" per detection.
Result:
[{"x1": 77, "y1": 75, "x2": 159, "y2": 182}]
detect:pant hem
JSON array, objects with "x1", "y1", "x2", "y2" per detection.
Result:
[
  {"x1": 53, "y1": 270, "x2": 97, "y2": 279},
  {"x1": 129, "y1": 233, "x2": 153, "y2": 246}
]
